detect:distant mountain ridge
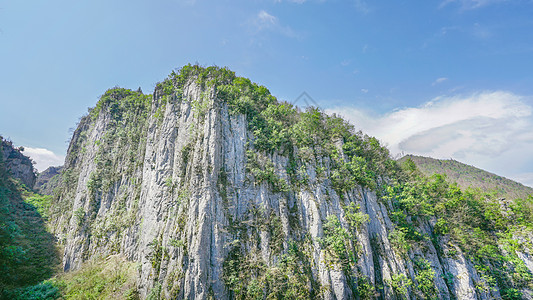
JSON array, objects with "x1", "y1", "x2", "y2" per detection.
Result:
[
  {"x1": 34, "y1": 166, "x2": 63, "y2": 195},
  {"x1": 400, "y1": 154, "x2": 533, "y2": 200}
]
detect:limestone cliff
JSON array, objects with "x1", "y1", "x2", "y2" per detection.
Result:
[
  {"x1": 48, "y1": 65, "x2": 533, "y2": 299},
  {"x1": 0, "y1": 138, "x2": 36, "y2": 188},
  {"x1": 35, "y1": 166, "x2": 63, "y2": 195}
]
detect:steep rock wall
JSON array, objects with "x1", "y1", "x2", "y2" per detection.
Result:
[
  {"x1": 1, "y1": 138, "x2": 36, "y2": 188},
  {"x1": 35, "y1": 166, "x2": 62, "y2": 195},
  {"x1": 49, "y1": 66, "x2": 533, "y2": 299}
]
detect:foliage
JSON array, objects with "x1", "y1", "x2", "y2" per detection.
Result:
[
  {"x1": 0, "y1": 146, "x2": 60, "y2": 291},
  {"x1": 344, "y1": 202, "x2": 370, "y2": 231},
  {"x1": 2, "y1": 281, "x2": 60, "y2": 300},
  {"x1": 148, "y1": 237, "x2": 164, "y2": 276},
  {"x1": 6, "y1": 255, "x2": 139, "y2": 300},
  {"x1": 24, "y1": 194, "x2": 53, "y2": 220},
  {"x1": 356, "y1": 275, "x2": 377, "y2": 300},
  {"x1": 54, "y1": 86, "x2": 153, "y2": 255},
  {"x1": 212, "y1": 65, "x2": 400, "y2": 193},
  {"x1": 318, "y1": 215, "x2": 356, "y2": 272},
  {"x1": 246, "y1": 151, "x2": 289, "y2": 192},
  {"x1": 388, "y1": 227, "x2": 410, "y2": 256},
  {"x1": 385, "y1": 159, "x2": 533, "y2": 298},
  {"x1": 223, "y1": 205, "x2": 318, "y2": 299},
  {"x1": 414, "y1": 258, "x2": 436, "y2": 299},
  {"x1": 223, "y1": 241, "x2": 316, "y2": 300},
  {"x1": 28, "y1": 255, "x2": 138, "y2": 300},
  {"x1": 386, "y1": 273, "x2": 412, "y2": 297},
  {"x1": 402, "y1": 155, "x2": 533, "y2": 201},
  {"x1": 146, "y1": 283, "x2": 162, "y2": 300}
]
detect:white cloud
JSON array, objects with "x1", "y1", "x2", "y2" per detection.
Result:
[
  {"x1": 432, "y1": 77, "x2": 448, "y2": 86},
  {"x1": 250, "y1": 10, "x2": 301, "y2": 39},
  {"x1": 257, "y1": 10, "x2": 277, "y2": 28},
  {"x1": 512, "y1": 173, "x2": 533, "y2": 189},
  {"x1": 22, "y1": 147, "x2": 64, "y2": 172},
  {"x1": 326, "y1": 91, "x2": 533, "y2": 187}
]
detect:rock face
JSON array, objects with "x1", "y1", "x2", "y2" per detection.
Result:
[
  {"x1": 35, "y1": 166, "x2": 63, "y2": 195},
  {"x1": 1, "y1": 138, "x2": 36, "y2": 188},
  {"x1": 48, "y1": 66, "x2": 533, "y2": 299}
]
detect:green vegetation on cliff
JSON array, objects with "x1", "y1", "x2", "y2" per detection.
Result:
[
  {"x1": 159, "y1": 64, "x2": 398, "y2": 192},
  {"x1": 401, "y1": 154, "x2": 533, "y2": 200},
  {"x1": 158, "y1": 65, "x2": 532, "y2": 298},
  {"x1": 4, "y1": 65, "x2": 533, "y2": 299},
  {"x1": 387, "y1": 159, "x2": 533, "y2": 298}
]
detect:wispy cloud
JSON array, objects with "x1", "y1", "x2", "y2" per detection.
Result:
[
  {"x1": 354, "y1": 0, "x2": 371, "y2": 13},
  {"x1": 274, "y1": 0, "x2": 308, "y2": 3},
  {"x1": 440, "y1": 0, "x2": 508, "y2": 10},
  {"x1": 249, "y1": 10, "x2": 301, "y2": 39},
  {"x1": 22, "y1": 147, "x2": 64, "y2": 172},
  {"x1": 512, "y1": 173, "x2": 533, "y2": 189},
  {"x1": 326, "y1": 91, "x2": 533, "y2": 187},
  {"x1": 256, "y1": 10, "x2": 277, "y2": 29},
  {"x1": 432, "y1": 77, "x2": 448, "y2": 86},
  {"x1": 471, "y1": 22, "x2": 492, "y2": 39},
  {"x1": 441, "y1": 23, "x2": 491, "y2": 40}
]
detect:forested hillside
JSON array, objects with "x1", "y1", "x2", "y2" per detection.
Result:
[
  {"x1": 401, "y1": 155, "x2": 533, "y2": 200},
  {"x1": 0, "y1": 138, "x2": 60, "y2": 295}
]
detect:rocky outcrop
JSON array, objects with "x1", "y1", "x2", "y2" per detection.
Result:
[
  {"x1": 35, "y1": 166, "x2": 63, "y2": 195},
  {"x1": 48, "y1": 66, "x2": 533, "y2": 299},
  {"x1": 1, "y1": 138, "x2": 36, "y2": 188}
]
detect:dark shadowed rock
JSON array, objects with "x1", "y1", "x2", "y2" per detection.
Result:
[{"x1": 1, "y1": 137, "x2": 36, "y2": 189}]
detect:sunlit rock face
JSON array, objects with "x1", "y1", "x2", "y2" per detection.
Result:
[{"x1": 49, "y1": 66, "x2": 533, "y2": 300}]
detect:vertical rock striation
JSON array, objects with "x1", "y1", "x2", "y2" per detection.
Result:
[
  {"x1": 48, "y1": 65, "x2": 533, "y2": 299},
  {"x1": 35, "y1": 166, "x2": 62, "y2": 195},
  {"x1": 1, "y1": 138, "x2": 36, "y2": 188}
]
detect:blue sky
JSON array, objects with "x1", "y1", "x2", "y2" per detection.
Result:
[{"x1": 1, "y1": 0, "x2": 533, "y2": 187}]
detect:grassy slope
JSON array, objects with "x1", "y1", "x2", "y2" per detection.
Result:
[
  {"x1": 400, "y1": 154, "x2": 533, "y2": 200},
  {"x1": 3, "y1": 255, "x2": 139, "y2": 300},
  {"x1": 0, "y1": 142, "x2": 61, "y2": 292},
  {"x1": 1, "y1": 146, "x2": 137, "y2": 299}
]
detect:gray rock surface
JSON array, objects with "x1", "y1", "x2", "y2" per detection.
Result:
[
  {"x1": 47, "y1": 74, "x2": 533, "y2": 299},
  {"x1": 1, "y1": 138, "x2": 36, "y2": 188},
  {"x1": 35, "y1": 166, "x2": 63, "y2": 194}
]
